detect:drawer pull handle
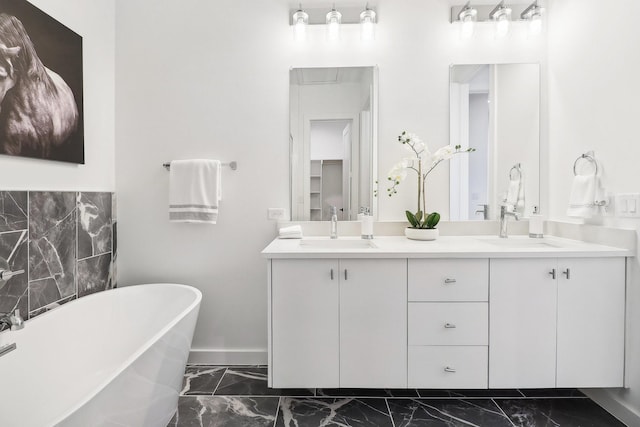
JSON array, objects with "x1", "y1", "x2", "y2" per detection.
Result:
[
  {"x1": 330, "y1": 269, "x2": 334, "y2": 280},
  {"x1": 562, "y1": 268, "x2": 571, "y2": 280},
  {"x1": 444, "y1": 323, "x2": 457, "y2": 329},
  {"x1": 549, "y1": 269, "x2": 556, "y2": 280},
  {"x1": 444, "y1": 278, "x2": 457, "y2": 284},
  {"x1": 444, "y1": 367, "x2": 456, "y2": 373}
]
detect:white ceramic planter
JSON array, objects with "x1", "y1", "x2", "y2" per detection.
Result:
[{"x1": 405, "y1": 227, "x2": 439, "y2": 241}]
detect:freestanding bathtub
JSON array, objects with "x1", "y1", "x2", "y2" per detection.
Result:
[{"x1": 0, "y1": 283, "x2": 201, "y2": 427}]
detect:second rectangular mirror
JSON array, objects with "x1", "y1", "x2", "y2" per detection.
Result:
[
  {"x1": 290, "y1": 66, "x2": 378, "y2": 221},
  {"x1": 449, "y1": 63, "x2": 540, "y2": 221}
]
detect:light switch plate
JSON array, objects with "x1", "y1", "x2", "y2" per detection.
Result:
[
  {"x1": 615, "y1": 193, "x2": 640, "y2": 217},
  {"x1": 268, "y1": 208, "x2": 286, "y2": 220}
]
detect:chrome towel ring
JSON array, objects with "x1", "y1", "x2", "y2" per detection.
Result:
[{"x1": 573, "y1": 153, "x2": 598, "y2": 176}]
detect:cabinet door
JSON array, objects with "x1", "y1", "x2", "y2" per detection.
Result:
[
  {"x1": 489, "y1": 258, "x2": 557, "y2": 388},
  {"x1": 271, "y1": 259, "x2": 339, "y2": 388},
  {"x1": 557, "y1": 258, "x2": 625, "y2": 387},
  {"x1": 339, "y1": 259, "x2": 407, "y2": 388}
]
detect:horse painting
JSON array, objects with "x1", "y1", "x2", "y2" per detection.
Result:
[{"x1": 0, "y1": 13, "x2": 80, "y2": 161}]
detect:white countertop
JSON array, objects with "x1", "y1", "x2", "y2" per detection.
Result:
[{"x1": 262, "y1": 235, "x2": 634, "y2": 259}]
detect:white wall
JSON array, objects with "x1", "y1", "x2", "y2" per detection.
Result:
[
  {"x1": 310, "y1": 121, "x2": 349, "y2": 160},
  {"x1": 0, "y1": 0, "x2": 115, "y2": 191},
  {"x1": 114, "y1": 0, "x2": 545, "y2": 363},
  {"x1": 547, "y1": 0, "x2": 640, "y2": 423}
]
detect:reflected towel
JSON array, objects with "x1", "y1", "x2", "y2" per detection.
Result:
[
  {"x1": 169, "y1": 159, "x2": 221, "y2": 224},
  {"x1": 567, "y1": 174, "x2": 600, "y2": 218}
]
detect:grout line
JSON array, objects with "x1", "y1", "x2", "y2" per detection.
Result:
[
  {"x1": 385, "y1": 398, "x2": 396, "y2": 427},
  {"x1": 492, "y1": 398, "x2": 517, "y2": 427},
  {"x1": 517, "y1": 389, "x2": 526, "y2": 397},
  {"x1": 211, "y1": 368, "x2": 228, "y2": 396},
  {"x1": 272, "y1": 396, "x2": 281, "y2": 427}
]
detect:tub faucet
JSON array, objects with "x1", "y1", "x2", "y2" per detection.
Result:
[
  {"x1": 0, "y1": 309, "x2": 24, "y2": 331},
  {"x1": 499, "y1": 205, "x2": 519, "y2": 238},
  {"x1": 329, "y1": 206, "x2": 338, "y2": 239}
]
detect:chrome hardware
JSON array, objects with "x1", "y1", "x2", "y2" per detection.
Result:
[
  {"x1": 163, "y1": 161, "x2": 238, "y2": 171},
  {"x1": 444, "y1": 278, "x2": 457, "y2": 284},
  {"x1": 0, "y1": 343, "x2": 16, "y2": 358},
  {"x1": 549, "y1": 269, "x2": 556, "y2": 280},
  {"x1": 475, "y1": 204, "x2": 489, "y2": 220},
  {"x1": 0, "y1": 269, "x2": 25, "y2": 281},
  {"x1": 330, "y1": 269, "x2": 334, "y2": 280},
  {"x1": 344, "y1": 269, "x2": 348, "y2": 280},
  {"x1": 444, "y1": 323, "x2": 457, "y2": 329},
  {"x1": 573, "y1": 152, "x2": 598, "y2": 176},
  {"x1": 444, "y1": 367, "x2": 456, "y2": 373},
  {"x1": 562, "y1": 268, "x2": 571, "y2": 280},
  {"x1": 0, "y1": 309, "x2": 24, "y2": 331},
  {"x1": 499, "y1": 205, "x2": 519, "y2": 238}
]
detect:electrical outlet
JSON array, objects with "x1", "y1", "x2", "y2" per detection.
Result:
[{"x1": 267, "y1": 208, "x2": 286, "y2": 220}]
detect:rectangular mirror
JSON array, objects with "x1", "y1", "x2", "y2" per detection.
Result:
[
  {"x1": 449, "y1": 63, "x2": 540, "y2": 221},
  {"x1": 290, "y1": 66, "x2": 378, "y2": 221}
]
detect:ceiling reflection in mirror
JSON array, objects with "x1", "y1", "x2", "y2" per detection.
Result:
[
  {"x1": 449, "y1": 63, "x2": 540, "y2": 221},
  {"x1": 290, "y1": 66, "x2": 377, "y2": 221}
]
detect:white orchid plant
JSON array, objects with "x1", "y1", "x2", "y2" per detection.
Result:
[{"x1": 387, "y1": 131, "x2": 475, "y2": 229}]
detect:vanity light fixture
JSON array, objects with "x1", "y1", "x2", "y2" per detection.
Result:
[
  {"x1": 489, "y1": 1, "x2": 512, "y2": 38},
  {"x1": 457, "y1": 2, "x2": 478, "y2": 39},
  {"x1": 326, "y1": 4, "x2": 342, "y2": 41},
  {"x1": 360, "y1": 4, "x2": 377, "y2": 41},
  {"x1": 521, "y1": 0, "x2": 544, "y2": 36},
  {"x1": 292, "y1": 4, "x2": 309, "y2": 41}
]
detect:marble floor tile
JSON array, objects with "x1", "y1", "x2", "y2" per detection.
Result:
[
  {"x1": 276, "y1": 397, "x2": 393, "y2": 427},
  {"x1": 214, "y1": 367, "x2": 313, "y2": 397},
  {"x1": 0, "y1": 191, "x2": 27, "y2": 232},
  {"x1": 181, "y1": 366, "x2": 227, "y2": 395},
  {"x1": 495, "y1": 398, "x2": 626, "y2": 427},
  {"x1": 417, "y1": 389, "x2": 524, "y2": 399},
  {"x1": 77, "y1": 192, "x2": 112, "y2": 259},
  {"x1": 519, "y1": 388, "x2": 586, "y2": 398},
  {"x1": 168, "y1": 396, "x2": 279, "y2": 427},
  {"x1": 317, "y1": 388, "x2": 419, "y2": 398},
  {"x1": 388, "y1": 398, "x2": 514, "y2": 427}
]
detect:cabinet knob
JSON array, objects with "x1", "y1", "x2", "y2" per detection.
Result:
[
  {"x1": 444, "y1": 323, "x2": 457, "y2": 329},
  {"x1": 444, "y1": 367, "x2": 456, "y2": 373},
  {"x1": 548, "y1": 269, "x2": 556, "y2": 279},
  {"x1": 562, "y1": 268, "x2": 571, "y2": 280},
  {"x1": 444, "y1": 278, "x2": 457, "y2": 284}
]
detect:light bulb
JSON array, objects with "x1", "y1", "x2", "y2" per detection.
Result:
[
  {"x1": 292, "y1": 9, "x2": 308, "y2": 41},
  {"x1": 326, "y1": 8, "x2": 342, "y2": 41},
  {"x1": 495, "y1": 14, "x2": 510, "y2": 37},
  {"x1": 360, "y1": 8, "x2": 376, "y2": 41},
  {"x1": 461, "y1": 16, "x2": 475, "y2": 39},
  {"x1": 528, "y1": 12, "x2": 542, "y2": 36}
]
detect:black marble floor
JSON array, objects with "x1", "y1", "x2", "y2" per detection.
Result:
[{"x1": 168, "y1": 365, "x2": 627, "y2": 427}]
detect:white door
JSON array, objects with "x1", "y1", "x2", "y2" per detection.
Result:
[
  {"x1": 339, "y1": 259, "x2": 407, "y2": 388},
  {"x1": 489, "y1": 258, "x2": 557, "y2": 388},
  {"x1": 556, "y1": 258, "x2": 625, "y2": 387},
  {"x1": 271, "y1": 259, "x2": 339, "y2": 388}
]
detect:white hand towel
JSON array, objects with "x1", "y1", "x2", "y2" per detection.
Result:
[
  {"x1": 506, "y1": 180, "x2": 520, "y2": 206},
  {"x1": 567, "y1": 174, "x2": 598, "y2": 218},
  {"x1": 169, "y1": 159, "x2": 221, "y2": 224},
  {"x1": 279, "y1": 225, "x2": 303, "y2": 239}
]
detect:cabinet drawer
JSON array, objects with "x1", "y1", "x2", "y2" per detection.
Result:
[
  {"x1": 408, "y1": 259, "x2": 488, "y2": 302},
  {"x1": 408, "y1": 303, "x2": 488, "y2": 345},
  {"x1": 408, "y1": 346, "x2": 488, "y2": 389}
]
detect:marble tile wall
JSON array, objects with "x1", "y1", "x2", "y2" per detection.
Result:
[{"x1": 0, "y1": 191, "x2": 116, "y2": 325}]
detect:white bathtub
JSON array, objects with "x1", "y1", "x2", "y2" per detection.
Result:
[{"x1": 0, "y1": 283, "x2": 201, "y2": 427}]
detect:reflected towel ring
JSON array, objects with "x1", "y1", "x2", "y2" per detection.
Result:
[
  {"x1": 509, "y1": 163, "x2": 522, "y2": 181},
  {"x1": 573, "y1": 154, "x2": 598, "y2": 176}
]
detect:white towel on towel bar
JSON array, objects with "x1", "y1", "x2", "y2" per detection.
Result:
[{"x1": 169, "y1": 159, "x2": 221, "y2": 224}]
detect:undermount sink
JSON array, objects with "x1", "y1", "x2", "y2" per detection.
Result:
[
  {"x1": 298, "y1": 239, "x2": 378, "y2": 249},
  {"x1": 478, "y1": 237, "x2": 560, "y2": 249}
]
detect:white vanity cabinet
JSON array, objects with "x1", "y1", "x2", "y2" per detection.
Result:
[
  {"x1": 490, "y1": 257, "x2": 626, "y2": 389},
  {"x1": 270, "y1": 258, "x2": 407, "y2": 388}
]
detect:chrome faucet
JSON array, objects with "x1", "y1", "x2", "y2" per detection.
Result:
[
  {"x1": 499, "y1": 205, "x2": 519, "y2": 238},
  {"x1": 475, "y1": 204, "x2": 489, "y2": 220},
  {"x1": 329, "y1": 206, "x2": 338, "y2": 239},
  {"x1": 0, "y1": 309, "x2": 24, "y2": 331}
]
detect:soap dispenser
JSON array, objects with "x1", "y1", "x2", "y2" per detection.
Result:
[
  {"x1": 529, "y1": 206, "x2": 544, "y2": 238},
  {"x1": 360, "y1": 207, "x2": 374, "y2": 240}
]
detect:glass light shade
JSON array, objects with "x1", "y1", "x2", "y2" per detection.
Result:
[
  {"x1": 360, "y1": 8, "x2": 376, "y2": 41},
  {"x1": 528, "y1": 11, "x2": 542, "y2": 36},
  {"x1": 326, "y1": 9, "x2": 342, "y2": 40},
  {"x1": 492, "y1": 8, "x2": 511, "y2": 38},
  {"x1": 458, "y1": 6, "x2": 477, "y2": 39},
  {"x1": 292, "y1": 10, "x2": 309, "y2": 41}
]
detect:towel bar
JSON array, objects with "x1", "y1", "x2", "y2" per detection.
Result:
[
  {"x1": 573, "y1": 153, "x2": 597, "y2": 176},
  {"x1": 163, "y1": 161, "x2": 237, "y2": 171}
]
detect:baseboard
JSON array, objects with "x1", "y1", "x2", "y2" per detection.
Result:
[
  {"x1": 188, "y1": 348, "x2": 268, "y2": 366},
  {"x1": 582, "y1": 389, "x2": 640, "y2": 427}
]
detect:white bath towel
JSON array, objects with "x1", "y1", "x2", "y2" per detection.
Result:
[
  {"x1": 567, "y1": 174, "x2": 600, "y2": 218},
  {"x1": 169, "y1": 159, "x2": 221, "y2": 224},
  {"x1": 279, "y1": 225, "x2": 303, "y2": 239}
]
